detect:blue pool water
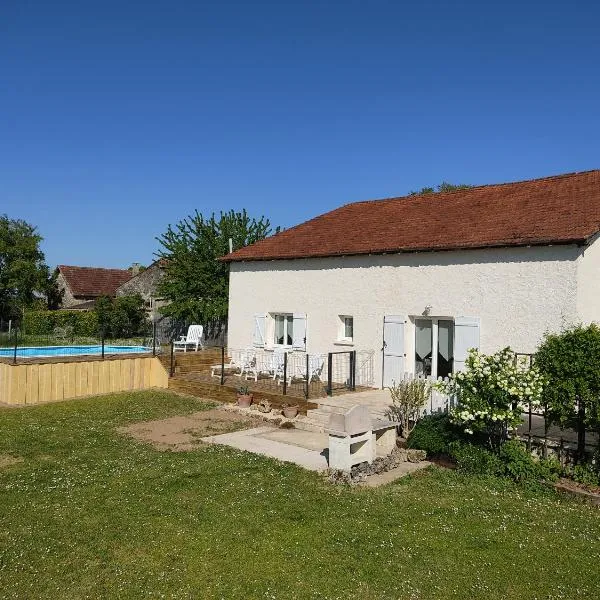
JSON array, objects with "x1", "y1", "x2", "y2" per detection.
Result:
[{"x1": 0, "y1": 345, "x2": 151, "y2": 359}]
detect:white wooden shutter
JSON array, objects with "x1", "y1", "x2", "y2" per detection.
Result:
[
  {"x1": 453, "y1": 317, "x2": 480, "y2": 372},
  {"x1": 382, "y1": 315, "x2": 406, "y2": 388},
  {"x1": 292, "y1": 313, "x2": 307, "y2": 350},
  {"x1": 253, "y1": 314, "x2": 266, "y2": 347}
]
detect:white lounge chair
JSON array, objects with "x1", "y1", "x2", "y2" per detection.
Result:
[
  {"x1": 244, "y1": 351, "x2": 271, "y2": 382},
  {"x1": 235, "y1": 349, "x2": 256, "y2": 379},
  {"x1": 270, "y1": 349, "x2": 286, "y2": 381},
  {"x1": 173, "y1": 325, "x2": 204, "y2": 352},
  {"x1": 294, "y1": 355, "x2": 325, "y2": 382}
]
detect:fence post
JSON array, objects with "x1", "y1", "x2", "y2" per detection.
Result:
[
  {"x1": 305, "y1": 353, "x2": 309, "y2": 400},
  {"x1": 577, "y1": 396, "x2": 586, "y2": 463},
  {"x1": 282, "y1": 352, "x2": 287, "y2": 395},
  {"x1": 170, "y1": 341, "x2": 175, "y2": 377},
  {"x1": 101, "y1": 330, "x2": 105, "y2": 359},
  {"x1": 12, "y1": 328, "x2": 18, "y2": 365},
  {"x1": 220, "y1": 346, "x2": 225, "y2": 386},
  {"x1": 152, "y1": 320, "x2": 157, "y2": 356},
  {"x1": 326, "y1": 352, "x2": 333, "y2": 396}
]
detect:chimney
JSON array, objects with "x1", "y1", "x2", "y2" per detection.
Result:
[{"x1": 131, "y1": 263, "x2": 141, "y2": 276}]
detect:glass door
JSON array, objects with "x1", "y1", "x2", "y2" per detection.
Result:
[{"x1": 415, "y1": 318, "x2": 454, "y2": 378}]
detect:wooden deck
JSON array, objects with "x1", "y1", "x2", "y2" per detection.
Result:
[{"x1": 164, "y1": 348, "x2": 372, "y2": 415}]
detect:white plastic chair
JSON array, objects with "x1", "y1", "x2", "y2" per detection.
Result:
[
  {"x1": 236, "y1": 349, "x2": 256, "y2": 379},
  {"x1": 270, "y1": 350, "x2": 286, "y2": 381},
  {"x1": 173, "y1": 325, "x2": 204, "y2": 352},
  {"x1": 295, "y1": 355, "x2": 325, "y2": 382}
]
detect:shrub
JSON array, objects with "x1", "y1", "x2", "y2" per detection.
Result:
[
  {"x1": 22, "y1": 309, "x2": 99, "y2": 337},
  {"x1": 406, "y1": 414, "x2": 463, "y2": 456},
  {"x1": 498, "y1": 440, "x2": 545, "y2": 483},
  {"x1": 536, "y1": 324, "x2": 600, "y2": 445},
  {"x1": 448, "y1": 441, "x2": 503, "y2": 476},
  {"x1": 437, "y1": 347, "x2": 544, "y2": 450},
  {"x1": 572, "y1": 463, "x2": 600, "y2": 487},
  {"x1": 387, "y1": 378, "x2": 431, "y2": 437},
  {"x1": 536, "y1": 456, "x2": 563, "y2": 483},
  {"x1": 94, "y1": 294, "x2": 149, "y2": 338}
]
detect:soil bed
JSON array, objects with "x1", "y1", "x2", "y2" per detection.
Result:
[{"x1": 118, "y1": 408, "x2": 261, "y2": 451}]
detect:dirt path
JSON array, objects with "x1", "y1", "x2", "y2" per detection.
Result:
[{"x1": 118, "y1": 408, "x2": 262, "y2": 451}]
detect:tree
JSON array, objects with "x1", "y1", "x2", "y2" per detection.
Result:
[
  {"x1": 156, "y1": 210, "x2": 277, "y2": 328},
  {"x1": 0, "y1": 215, "x2": 51, "y2": 322},
  {"x1": 535, "y1": 324, "x2": 600, "y2": 460},
  {"x1": 93, "y1": 294, "x2": 148, "y2": 338},
  {"x1": 409, "y1": 182, "x2": 474, "y2": 196}
]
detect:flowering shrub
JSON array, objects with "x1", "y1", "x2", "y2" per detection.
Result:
[{"x1": 437, "y1": 347, "x2": 544, "y2": 449}]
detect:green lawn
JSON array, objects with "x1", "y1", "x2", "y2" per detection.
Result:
[{"x1": 1, "y1": 392, "x2": 599, "y2": 599}]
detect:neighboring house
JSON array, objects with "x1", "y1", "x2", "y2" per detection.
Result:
[
  {"x1": 222, "y1": 169, "x2": 600, "y2": 388},
  {"x1": 57, "y1": 265, "x2": 132, "y2": 309},
  {"x1": 116, "y1": 260, "x2": 167, "y2": 320}
]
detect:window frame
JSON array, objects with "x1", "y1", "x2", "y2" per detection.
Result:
[
  {"x1": 336, "y1": 315, "x2": 354, "y2": 345},
  {"x1": 414, "y1": 317, "x2": 454, "y2": 379},
  {"x1": 271, "y1": 313, "x2": 294, "y2": 348}
]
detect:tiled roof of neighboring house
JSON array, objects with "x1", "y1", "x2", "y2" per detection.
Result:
[
  {"x1": 58, "y1": 265, "x2": 132, "y2": 297},
  {"x1": 222, "y1": 170, "x2": 600, "y2": 262}
]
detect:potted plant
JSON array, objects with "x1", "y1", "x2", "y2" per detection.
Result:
[
  {"x1": 281, "y1": 402, "x2": 299, "y2": 418},
  {"x1": 236, "y1": 385, "x2": 253, "y2": 408}
]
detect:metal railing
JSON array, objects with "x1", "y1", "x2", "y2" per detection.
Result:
[
  {"x1": 0, "y1": 320, "x2": 173, "y2": 364},
  {"x1": 174, "y1": 346, "x2": 369, "y2": 400}
]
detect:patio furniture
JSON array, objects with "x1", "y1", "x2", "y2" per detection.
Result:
[
  {"x1": 270, "y1": 349, "x2": 286, "y2": 380},
  {"x1": 210, "y1": 354, "x2": 241, "y2": 378},
  {"x1": 244, "y1": 351, "x2": 272, "y2": 382},
  {"x1": 293, "y1": 355, "x2": 325, "y2": 383},
  {"x1": 173, "y1": 325, "x2": 204, "y2": 352},
  {"x1": 235, "y1": 349, "x2": 257, "y2": 379}
]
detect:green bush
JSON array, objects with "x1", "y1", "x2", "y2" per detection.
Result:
[
  {"x1": 572, "y1": 463, "x2": 600, "y2": 487},
  {"x1": 536, "y1": 457, "x2": 563, "y2": 483},
  {"x1": 23, "y1": 310, "x2": 99, "y2": 336},
  {"x1": 536, "y1": 324, "x2": 600, "y2": 434},
  {"x1": 406, "y1": 414, "x2": 463, "y2": 456},
  {"x1": 498, "y1": 440, "x2": 545, "y2": 483},
  {"x1": 448, "y1": 441, "x2": 503, "y2": 476},
  {"x1": 94, "y1": 295, "x2": 148, "y2": 338}
]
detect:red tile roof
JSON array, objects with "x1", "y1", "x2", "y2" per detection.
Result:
[
  {"x1": 223, "y1": 170, "x2": 600, "y2": 262},
  {"x1": 58, "y1": 265, "x2": 132, "y2": 298}
]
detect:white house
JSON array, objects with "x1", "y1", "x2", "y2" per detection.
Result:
[{"x1": 222, "y1": 170, "x2": 600, "y2": 388}]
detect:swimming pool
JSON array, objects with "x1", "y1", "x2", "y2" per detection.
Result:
[{"x1": 0, "y1": 345, "x2": 151, "y2": 359}]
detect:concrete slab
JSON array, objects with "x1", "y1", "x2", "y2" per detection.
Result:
[
  {"x1": 258, "y1": 428, "x2": 328, "y2": 452},
  {"x1": 201, "y1": 426, "x2": 329, "y2": 472},
  {"x1": 360, "y1": 461, "x2": 432, "y2": 487}
]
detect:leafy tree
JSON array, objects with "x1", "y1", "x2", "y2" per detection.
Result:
[
  {"x1": 0, "y1": 215, "x2": 51, "y2": 322},
  {"x1": 409, "y1": 182, "x2": 473, "y2": 196},
  {"x1": 93, "y1": 294, "x2": 148, "y2": 338},
  {"x1": 156, "y1": 209, "x2": 277, "y2": 327},
  {"x1": 536, "y1": 324, "x2": 600, "y2": 459}
]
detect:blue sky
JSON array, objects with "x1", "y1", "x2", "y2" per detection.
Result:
[{"x1": 2, "y1": 0, "x2": 599, "y2": 268}]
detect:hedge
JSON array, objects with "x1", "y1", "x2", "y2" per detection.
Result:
[{"x1": 22, "y1": 310, "x2": 99, "y2": 337}]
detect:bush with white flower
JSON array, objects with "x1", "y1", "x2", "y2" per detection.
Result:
[{"x1": 437, "y1": 347, "x2": 544, "y2": 450}]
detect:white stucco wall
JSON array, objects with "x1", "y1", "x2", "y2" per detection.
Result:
[
  {"x1": 577, "y1": 234, "x2": 600, "y2": 324},
  {"x1": 228, "y1": 245, "x2": 582, "y2": 387}
]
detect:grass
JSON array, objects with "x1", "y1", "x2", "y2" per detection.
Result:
[{"x1": 0, "y1": 391, "x2": 599, "y2": 599}]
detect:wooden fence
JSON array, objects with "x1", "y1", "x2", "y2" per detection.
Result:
[{"x1": 0, "y1": 356, "x2": 169, "y2": 406}]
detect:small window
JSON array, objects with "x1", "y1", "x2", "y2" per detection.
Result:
[
  {"x1": 338, "y1": 315, "x2": 354, "y2": 342},
  {"x1": 273, "y1": 314, "x2": 293, "y2": 346}
]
